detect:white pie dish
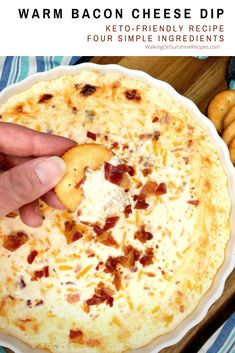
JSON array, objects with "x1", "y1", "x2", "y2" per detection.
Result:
[{"x1": 0, "y1": 63, "x2": 234, "y2": 353}]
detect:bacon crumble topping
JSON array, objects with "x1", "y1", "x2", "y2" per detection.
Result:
[
  {"x1": 134, "y1": 226, "x2": 153, "y2": 243},
  {"x1": 86, "y1": 282, "x2": 114, "y2": 307},
  {"x1": 103, "y1": 216, "x2": 120, "y2": 232},
  {"x1": 32, "y1": 266, "x2": 49, "y2": 281},
  {"x1": 124, "y1": 89, "x2": 141, "y2": 101},
  {"x1": 124, "y1": 204, "x2": 132, "y2": 218},
  {"x1": 187, "y1": 199, "x2": 199, "y2": 206},
  {"x1": 155, "y1": 183, "x2": 167, "y2": 195},
  {"x1": 3, "y1": 232, "x2": 28, "y2": 252},
  {"x1": 104, "y1": 162, "x2": 134, "y2": 188},
  {"x1": 134, "y1": 195, "x2": 149, "y2": 210},
  {"x1": 69, "y1": 329, "x2": 84, "y2": 343},
  {"x1": 140, "y1": 248, "x2": 154, "y2": 267},
  {"x1": 80, "y1": 84, "x2": 97, "y2": 97},
  {"x1": 64, "y1": 221, "x2": 83, "y2": 244},
  {"x1": 38, "y1": 94, "x2": 53, "y2": 103},
  {"x1": 86, "y1": 131, "x2": 97, "y2": 141},
  {"x1": 27, "y1": 250, "x2": 38, "y2": 264}
]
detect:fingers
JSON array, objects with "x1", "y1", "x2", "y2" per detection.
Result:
[
  {"x1": 0, "y1": 156, "x2": 66, "y2": 217},
  {"x1": 42, "y1": 190, "x2": 66, "y2": 210},
  {"x1": 0, "y1": 122, "x2": 76, "y2": 157},
  {"x1": 0, "y1": 154, "x2": 32, "y2": 169},
  {"x1": 19, "y1": 200, "x2": 43, "y2": 228}
]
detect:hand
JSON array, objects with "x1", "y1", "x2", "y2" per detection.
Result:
[{"x1": 0, "y1": 122, "x2": 75, "y2": 227}]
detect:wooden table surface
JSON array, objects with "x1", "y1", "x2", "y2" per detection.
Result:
[{"x1": 4, "y1": 56, "x2": 235, "y2": 353}]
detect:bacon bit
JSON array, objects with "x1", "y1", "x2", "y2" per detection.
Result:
[
  {"x1": 183, "y1": 156, "x2": 189, "y2": 165},
  {"x1": 134, "y1": 195, "x2": 149, "y2": 210},
  {"x1": 72, "y1": 107, "x2": 77, "y2": 114},
  {"x1": 155, "y1": 183, "x2": 167, "y2": 195},
  {"x1": 103, "y1": 216, "x2": 120, "y2": 232},
  {"x1": 139, "y1": 133, "x2": 153, "y2": 140},
  {"x1": 6, "y1": 212, "x2": 18, "y2": 218},
  {"x1": 124, "y1": 89, "x2": 141, "y2": 101},
  {"x1": 86, "y1": 283, "x2": 114, "y2": 307},
  {"x1": 38, "y1": 94, "x2": 53, "y2": 103},
  {"x1": 87, "y1": 131, "x2": 97, "y2": 141},
  {"x1": 75, "y1": 177, "x2": 85, "y2": 189},
  {"x1": 142, "y1": 168, "x2": 152, "y2": 177},
  {"x1": 122, "y1": 143, "x2": 129, "y2": 150},
  {"x1": 187, "y1": 199, "x2": 199, "y2": 206},
  {"x1": 111, "y1": 142, "x2": 119, "y2": 149},
  {"x1": 69, "y1": 329, "x2": 84, "y2": 343},
  {"x1": 92, "y1": 224, "x2": 103, "y2": 236},
  {"x1": 26, "y1": 299, "x2": 32, "y2": 307},
  {"x1": 64, "y1": 221, "x2": 83, "y2": 244},
  {"x1": 19, "y1": 277, "x2": 26, "y2": 289},
  {"x1": 140, "y1": 248, "x2": 154, "y2": 267},
  {"x1": 15, "y1": 104, "x2": 24, "y2": 113},
  {"x1": 179, "y1": 305, "x2": 185, "y2": 313},
  {"x1": 35, "y1": 300, "x2": 44, "y2": 306},
  {"x1": 87, "y1": 339, "x2": 100, "y2": 347},
  {"x1": 134, "y1": 226, "x2": 153, "y2": 244},
  {"x1": 67, "y1": 293, "x2": 81, "y2": 304},
  {"x1": 80, "y1": 84, "x2": 97, "y2": 97},
  {"x1": 113, "y1": 270, "x2": 122, "y2": 291},
  {"x1": 154, "y1": 131, "x2": 161, "y2": 140},
  {"x1": 65, "y1": 221, "x2": 74, "y2": 231},
  {"x1": 27, "y1": 250, "x2": 38, "y2": 264},
  {"x1": 95, "y1": 261, "x2": 103, "y2": 271},
  {"x1": 87, "y1": 252, "x2": 95, "y2": 258},
  {"x1": 104, "y1": 162, "x2": 131, "y2": 188},
  {"x1": 32, "y1": 266, "x2": 49, "y2": 281},
  {"x1": 104, "y1": 256, "x2": 121, "y2": 273},
  {"x1": 161, "y1": 270, "x2": 166, "y2": 276},
  {"x1": 97, "y1": 232, "x2": 118, "y2": 248},
  {"x1": 140, "y1": 181, "x2": 158, "y2": 196},
  {"x1": 72, "y1": 232, "x2": 83, "y2": 242},
  {"x1": 188, "y1": 139, "x2": 193, "y2": 147},
  {"x1": 126, "y1": 165, "x2": 135, "y2": 176},
  {"x1": 3, "y1": 232, "x2": 28, "y2": 252},
  {"x1": 152, "y1": 116, "x2": 159, "y2": 123},
  {"x1": 123, "y1": 245, "x2": 141, "y2": 268},
  {"x1": 124, "y1": 204, "x2": 132, "y2": 218}
]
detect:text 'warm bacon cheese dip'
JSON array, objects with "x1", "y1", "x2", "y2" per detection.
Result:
[{"x1": 0, "y1": 70, "x2": 231, "y2": 353}]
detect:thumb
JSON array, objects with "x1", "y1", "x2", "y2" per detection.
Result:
[{"x1": 0, "y1": 156, "x2": 66, "y2": 217}]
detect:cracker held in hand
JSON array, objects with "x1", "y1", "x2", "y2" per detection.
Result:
[
  {"x1": 223, "y1": 105, "x2": 235, "y2": 129},
  {"x1": 207, "y1": 90, "x2": 235, "y2": 134},
  {"x1": 55, "y1": 144, "x2": 113, "y2": 211}
]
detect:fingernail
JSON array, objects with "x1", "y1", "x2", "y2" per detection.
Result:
[{"x1": 35, "y1": 157, "x2": 66, "y2": 185}]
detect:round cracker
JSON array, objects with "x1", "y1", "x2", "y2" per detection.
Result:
[
  {"x1": 223, "y1": 105, "x2": 235, "y2": 129},
  {"x1": 55, "y1": 144, "x2": 113, "y2": 211},
  {"x1": 222, "y1": 120, "x2": 235, "y2": 145},
  {"x1": 228, "y1": 139, "x2": 235, "y2": 165},
  {"x1": 207, "y1": 90, "x2": 235, "y2": 134}
]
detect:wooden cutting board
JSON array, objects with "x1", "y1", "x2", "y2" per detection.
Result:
[{"x1": 4, "y1": 56, "x2": 235, "y2": 353}]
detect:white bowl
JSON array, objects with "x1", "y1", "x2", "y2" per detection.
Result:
[{"x1": 0, "y1": 63, "x2": 234, "y2": 353}]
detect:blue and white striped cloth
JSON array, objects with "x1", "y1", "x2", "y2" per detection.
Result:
[
  {"x1": 0, "y1": 56, "x2": 234, "y2": 353},
  {"x1": 0, "y1": 56, "x2": 81, "y2": 92}
]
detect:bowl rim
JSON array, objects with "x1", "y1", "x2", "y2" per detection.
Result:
[{"x1": 0, "y1": 62, "x2": 234, "y2": 353}]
